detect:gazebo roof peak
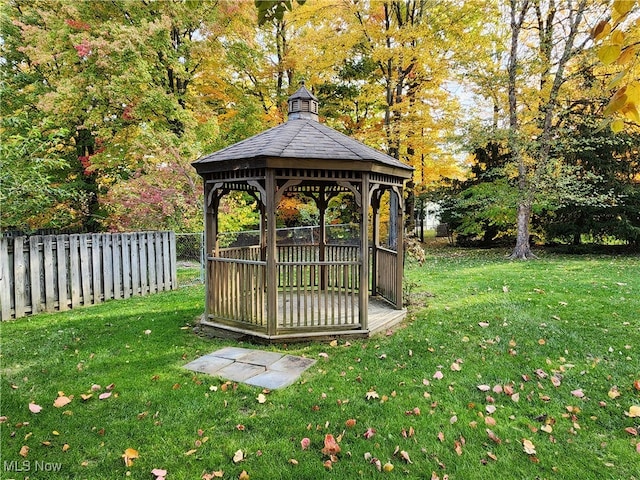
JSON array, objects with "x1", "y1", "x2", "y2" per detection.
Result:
[{"x1": 288, "y1": 82, "x2": 318, "y2": 121}]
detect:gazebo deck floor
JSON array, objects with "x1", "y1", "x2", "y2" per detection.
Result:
[{"x1": 199, "y1": 294, "x2": 406, "y2": 343}]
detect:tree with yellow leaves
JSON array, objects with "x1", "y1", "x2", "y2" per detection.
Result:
[{"x1": 591, "y1": 0, "x2": 639, "y2": 132}]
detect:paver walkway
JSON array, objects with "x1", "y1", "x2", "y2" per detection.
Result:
[{"x1": 183, "y1": 346, "x2": 316, "y2": 389}]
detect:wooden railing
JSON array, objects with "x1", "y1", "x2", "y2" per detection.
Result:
[
  {"x1": 208, "y1": 256, "x2": 266, "y2": 328},
  {"x1": 278, "y1": 260, "x2": 359, "y2": 329},
  {"x1": 375, "y1": 247, "x2": 398, "y2": 305},
  {"x1": 208, "y1": 244, "x2": 362, "y2": 332}
]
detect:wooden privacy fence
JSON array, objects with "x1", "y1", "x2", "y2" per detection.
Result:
[{"x1": 0, "y1": 232, "x2": 177, "y2": 321}]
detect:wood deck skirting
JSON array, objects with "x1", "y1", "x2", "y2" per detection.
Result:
[{"x1": 199, "y1": 295, "x2": 406, "y2": 342}]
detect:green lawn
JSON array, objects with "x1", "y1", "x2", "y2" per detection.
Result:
[{"x1": 1, "y1": 246, "x2": 639, "y2": 480}]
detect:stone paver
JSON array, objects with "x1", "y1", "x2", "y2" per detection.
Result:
[
  {"x1": 183, "y1": 355, "x2": 234, "y2": 375},
  {"x1": 216, "y1": 362, "x2": 266, "y2": 382},
  {"x1": 183, "y1": 348, "x2": 316, "y2": 389}
]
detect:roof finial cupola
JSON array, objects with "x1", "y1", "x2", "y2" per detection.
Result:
[{"x1": 287, "y1": 81, "x2": 319, "y2": 121}]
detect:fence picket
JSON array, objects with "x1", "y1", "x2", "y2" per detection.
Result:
[
  {"x1": 156, "y1": 232, "x2": 164, "y2": 290},
  {"x1": 148, "y1": 233, "x2": 157, "y2": 293},
  {"x1": 43, "y1": 236, "x2": 56, "y2": 311},
  {"x1": 139, "y1": 233, "x2": 148, "y2": 296},
  {"x1": 130, "y1": 234, "x2": 140, "y2": 296},
  {"x1": 80, "y1": 234, "x2": 91, "y2": 305},
  {"x1": 29, "y1": 236, "x2": 42, "y2": 314},
  {"x1": 102, "y1": 235, "x2": 113, "y2": 301},
  {"x1": 56, "y1": 235, "x2": 69, "y2": 311},
  {"x1": 113, "y1": 234, "x2": 123, "y2": 299},
  {"x1": 0, "y1": 238, "x2": 12, "y2": 320},
  {"x1": 122, "y1": 234, "x2": 131, "y2": 299},
  {"x1": 1, "y1": 231, "x2": 177, "y2": 320},
  {"x1": 92, "y1": 234, "x2": 103, "y2": 304},
  {"x1": 13, "y1": 237, "x2": 27, "y2": 318},
  {"x1": 69, "y1": 235, "x2": 81, "y2": 308}
]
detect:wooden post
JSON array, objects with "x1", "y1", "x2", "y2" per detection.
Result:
[
  {"x1": 204, "y1": 183, "x2": 217, "y2": 318},
  {"x1": 359, "y1": 174, "x2": 369, "y2": 331},
  {"x1": 265, "y1": 170, "x2": 278, "y2": 336},
  {"x1": 370, "y1": 186, "x2": 381, "y2": 297},
  {"x1": 317, "y1": 186, "x2": 327, "y2": 291},
  {"x1": 394, "y1": 187, "x2": 405, "y2": 309},
  {"x1": 169, "y1": 231, "x2": 177, "y2": 290}
]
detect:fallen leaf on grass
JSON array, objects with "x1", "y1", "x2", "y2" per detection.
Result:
[
  {"x1": 19, "y1": 445, "x2": 29, "y2": 457},
  {"x1": 433, "y1": 370, "x2": 444, "y2": 380},
  {"x1": 201, "y1": 470, "x2": 224, "y2": 479},
  {"x1": 233, "y1": 450, "x2": 244, "y2": 463},
  {"x1": 627, "y1": 405, "x2": 640, "y2": 418},
  {"x1": 184, "y1": 449, "x2": 197, "y2": 456},
  {"x1": 522, "y1": 439, "x2": 536, "y2": 455},
  {"x1": 53, "y1": 395, "x2": 72, "y2": 408},
  {"x1": 99, "y1": 392, "x2": 112, "y2": 400},
  {"x1": 239, "y1": 470, "x2": 250, "y2": 480},
  {"x1": 486, "y1": 429, "x2": 501, "y2": 444},
  {"x1": 363, "y1": 428, "x2": 376, "y2": 439},
  {"x1": 454, "y1": 441, "x2": 463, "y2": 456},
  {"x1": 300, "y1": 438, "x2": 310, "y2": 450},
  {"x1": 625, "y1": 427, "x2": 638, "y2": 436},
  {"x1": 478, "y1": 322, "x2": 490, "y2": 328},
  {"x1": 122, "y1": 448, "x2": 139, "y2": 467},
  {"x1": 397, "y1": 449, "x2": 412, "y2": 463},
  {"x1": 321, "y1": 434, "x2": 341, "y2": 456},
  {"x1": 383, "y1": 462, "x2": 394, "y2": 472},
  {"x1": 571, "y1": 389, "x2": 585, "y2": 398},
  {"x1": 365, "y1": 390, "x2": 379, "y2": 400},
  {"x1": 151, "y1": 468, "x2": 167, "y2": 480},
  {"x1": 29, "y1": 403, "x2": 42, "y2": 413},
  {"x1": 256, "y1": 394, "x2": 266, "y2": 404},
  {"x1": 608, "y1": 387, "x2": 621, "y2": 399}
]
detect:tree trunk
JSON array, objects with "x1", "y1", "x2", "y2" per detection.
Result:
[{"x1": 509, "y1": 201, "x2": 537, "y2": 259}]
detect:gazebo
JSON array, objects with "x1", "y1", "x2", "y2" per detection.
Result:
[{"x1": 192, "y1": 84, "x2": 413, "y2": 342}]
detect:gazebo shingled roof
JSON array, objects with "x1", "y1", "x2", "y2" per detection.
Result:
[
  {"x1": 193, "y1": 84, "x2": 411, "y2": 175},
  {"x1": 192, "y1": 84, "x2": 414, "y2": 342},
  {"x1": 192, "y1": 117, "x2": 411, "y2": 169}
]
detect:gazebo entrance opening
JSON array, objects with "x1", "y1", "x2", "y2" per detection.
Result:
[{"x1": 193, "y1": 85, "x2": 413, "y2": 342}]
